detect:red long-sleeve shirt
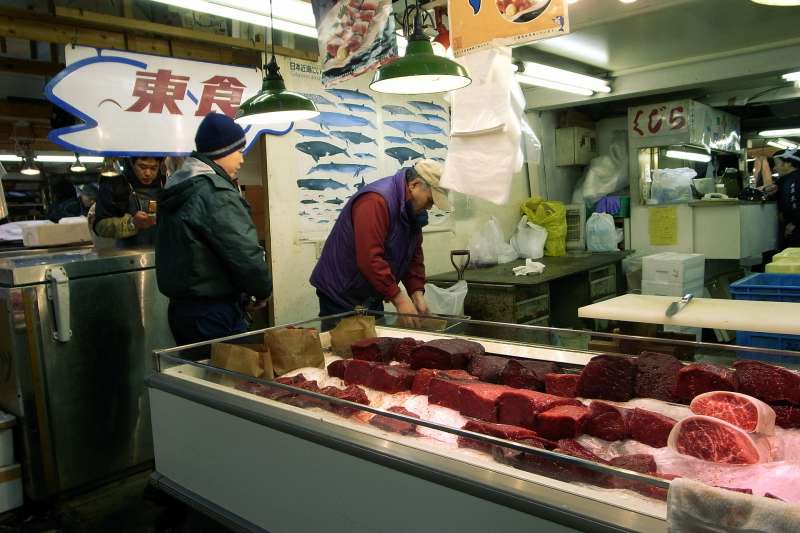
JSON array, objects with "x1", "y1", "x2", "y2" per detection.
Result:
[{"x1": 351, "y1": 192, "x2": 426, "y2": 300}]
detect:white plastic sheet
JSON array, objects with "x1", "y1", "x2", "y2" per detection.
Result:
[
  {"x1": 510, "y1": 215, "x2": 547, "y2": 260},
  {"x1": 586, "y1": 212, "x2": 618, "y2": 252},
  {"x1": 424, "y1": 280, "x2": 468, "y2": 317}
]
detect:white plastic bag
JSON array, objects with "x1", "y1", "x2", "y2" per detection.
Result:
[
  {"x1": 468, "y1": 216, "x2": 517, "y2": 267},
  {"x1": 586, "y1": 212, "x2": 618, "y2": 252},
  {"x1": 510, "y1": 215, "x2": 547, "y2": 260},
  {"x1": 424, "y1": 280, "x2": 468, "y2": 316},
  {"x1": 573, "y1": 155, "x2": 627, "y2": 206},
  {"x1": 650, "y1": 168, "x2": 696, "y2": 204}
]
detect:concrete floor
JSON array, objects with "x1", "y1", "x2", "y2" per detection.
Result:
[{"x1": 0, "y1": 470, "x2": 234, "y2": 533}]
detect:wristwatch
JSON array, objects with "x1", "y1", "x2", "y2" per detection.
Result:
[{"x1": 127, "y1": 216, "x2": 136, "y2": 232}]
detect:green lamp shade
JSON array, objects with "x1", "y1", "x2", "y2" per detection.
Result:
[
  {"x1": 236, "y1": 77, "x2": 319, "y2": 125},
  {"x1": 371, "y1": 38, "x2": 471, "y2": 95}
]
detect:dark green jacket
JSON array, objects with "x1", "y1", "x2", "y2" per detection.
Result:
[{"x1": 155, "y1": 154, "x2": 272, "y2": 301}]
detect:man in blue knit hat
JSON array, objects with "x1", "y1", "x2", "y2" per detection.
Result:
[{"x1": 156, "y1": 112, "x2": 272, "y2": 346}]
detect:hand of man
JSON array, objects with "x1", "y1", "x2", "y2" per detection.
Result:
[
  {"x1": 411, "y1": 291, "x2": 430, "y2": 315},
  {"x1": 392, "y1": 293, "x2": 420, "y2": 329},
  {"x1": 246, "y1": 299, "x2": 268, "y2": 314},
  {"x1": 132, "y1": 211, "x2": 155, "y2": 230}
]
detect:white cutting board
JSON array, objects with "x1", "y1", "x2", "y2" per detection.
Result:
[{"x1": 578, "y1": 294, "x2": 800, "y2": 335}]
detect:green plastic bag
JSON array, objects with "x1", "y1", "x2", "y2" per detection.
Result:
[{"x1": 521, "y1": 198, "x2": 567, "y2": 257}]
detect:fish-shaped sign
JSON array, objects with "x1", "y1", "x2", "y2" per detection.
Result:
[
  {"x1": 310, "y1": 111, "x2": 376, "y2": 130},
  {"x1": 296, "y1": 178, "x2": 349, "y2": 191},
  {"x1": 295, "y1": 141, "x2": 349, "y2": 162},
  {"x1": 385, "y1": 121, "x2": 446, "y2": 137},
  {"x1": 329, "y1": 131, "x2": 376, "y2": 145},
  {"x1": 307, "y1": 163, "x2": 376, "y2": 177},
  {"x1": 385, "y1": 147, "x2": 424, "y2": 165}
]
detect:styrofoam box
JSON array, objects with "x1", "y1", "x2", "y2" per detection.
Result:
[
  {"x1": 0, "y1": 464, "x2": 22, "y2": 513},
  {"x1": 643, "y1": 252, "x2": 705, "y2": 285},
  {"x1": 22, "y1": 221, "x2": 92, "y2": 247},
  {"x1": 642, "y1": 279, "x2": 704, "y2": 297},
  {"x1": 0, "y1": 413, "x2": 14, "y2": 468}
]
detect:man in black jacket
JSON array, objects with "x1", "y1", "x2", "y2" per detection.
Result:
[
  {"x1": 156, "y1": 113, "x2": 272, "y2": 346},
  {"x1": 774, "y1": 149, "x2": 800, "y2": 248}
]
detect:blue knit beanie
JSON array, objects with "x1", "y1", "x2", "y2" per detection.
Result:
[{"x1": 195, "y1": 112, "x2": 246, "y2": 159}]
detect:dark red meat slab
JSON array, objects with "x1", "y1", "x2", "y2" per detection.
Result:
[
  {"x1": 497, "y1": 389, "x2": 582, "y2": 429},
  {"x1": 235, "y1": 381, "x2": 273, "y2": 397},
  {"x1": 369, "y1": 406, "x2": 419, "y2": 435},
  {"x1": 554, "y1": 439, "x2": 610, "y2": 485},
  {"x1": 412, "y1": 368, "x2": 476, "y2": 395},
  {"x1": 499, "y1": 360, "x2": 560, "y2": 391},
  {"x1": 544, "y1": 373, "x2": 580, "y2": 398},
  {"x1": 367, "y1": 365, "x2": 416, "y2": 394},
  {"x1": 408, "y1": 338, "x2": 484, "y2": 370},
  {"x1": 635, "y1": 352, "x2": 683, "y2": 402},
  {"x1": 734, "y1": 360, "x2": 800, "y2": 404},
  {"x1": 321, "y1": 385, "x2": 369, "y2": 416},
  {"x1": 628, "y1": 408, "x2": 676, "y2": 448},
  {"x1": 467, "y1": 355, "x2": 510, "y2": 383},
  {"x1": 674, "y1": 363, "x2": 735, "y2": 403},
  {"x1": 457, "y1": 419, "x2": 552, "y2": 453},
  {"x1": 535, "y1": 404, "x2": 590, "y2": 440},
  {"x1": 428, "y1": 377, "x2": 466, "y2": 410},
  {"x1": 283, "y1": 379, "x2": 324, "y2": 408},
  {"x1": 392, "y1": 338, "x2": 424, "y2": 363},
  {"x1": 492, "y1": 437, "x2": 601, "y2": 485},
  {"x1": 262, "y1": 374, "x2": 307, "y2": 401},
  {"x1": 765, "y1": 492, "x2": 785, "y2": 501},
  {"x1": 771, "y1": 403, "x2": 800, "y2": 429},
  {"x1": 577, "y1": 355, "x2": 636, "y2": 402},
  {"x1": 327, "y1": 359, "x2": 348, "y2": 379},
  {"x1": 457, "y1": 382, "x2": 514, "y2": 422},
  {"x1": 351, "y1": 337, "x2": 401, "y2": 362},
  {"x1": 342, "y1": 359, "x2": 376, "y2": 387},
  {"x1": 584, "y1": 401, "x2": 630, "y2": 442},
  {"x1": 609, "y1": 454, "x2": 657, "y2": 474},
  {"x1": 717, "y1": 487, "x2": 753, "y2": 495}
]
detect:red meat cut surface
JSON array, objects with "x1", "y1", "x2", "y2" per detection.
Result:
[
  {"x1": 493, "y1": 437, "x2": 605, "y2": 485},
  {"x1": 497, "y1": 389, "x2": 582, "y2": 429},
  {"x1": 457, "y1": 382, "x2": 515, "y2": 422},
  {"x1": 765, "y1": 492, "x2": 785, "y2": 501},
  {"x1": 584, "y1": 401, "x2": 630, "y2": 442},
  {"x1": 326, "y1": 359, "x2": 348, "y2": 379},
  {"x1": 635, "y1": 352, "x2": 683, "y2": 402},
  {"x1": 467, "y1": 355, "x2": 510, "y2": 383},
  {"x1": 410, "y1": 368, "x2": 476, "y2": 395},
  {"x1": 499, "y1": 360, "x2": 560, "y2": 391},
  {"x1": 535, "y1": 404, "x2": 590, "y2": 440},
  {"x1": 392, "y1": 338, "x2": 424, "y2": 363},
  {"x1": 369, "y1": 406, "x2": 419, "y2": 435},
  {"x1": 351, "y1": 337, "x2": 401, "y2": 363},
  {"x1": 671, "y1": 416, "x2": 764, "y2": 465},
  {"x1": 554, "y1": 439, "x2": 610, "y2": 485},
  {"x1": 577, "y1": 355, "x2": 636, "y2": 402},
  {"x1": 428, "y1": 377, "x2": 468, "y2": 410},
  {"x1": 734, "y1": 360, "x2": 800, "y2": 404},
  {"x1": 674, "y1": 363, "x2": 735, "y2": 403},
  {"x1": 544, "y1": 373, "x2": 580, "y2": 398},
  {"x1": 261, "y1": 374, "x2": 307, "y2": 401},
  {"x1": 367, "y1": 364, "x2": 416, "y2": 394},
  {"x1": 283, "y1": 379, "x2": 324, "y2": 408},
  {"x1": 342, "y1": 359, "x2": 376, "y2": 387},
  {"x1": 628, "y1": 408, "x2": 675, "y2": 448},
  {"x1": 608, "y1": 455, "x2": 665, "y2": 497},
  {"x1": 609, "y1": 454, "x2": 657, "y2": 474},
  {"x1": 408, "y1": 338, "x2": 484, "y2": 370},
  {"x1": 690, "y1": 391, "x2": 775, "y2": 434},
  {"x1": 321, "y1": 385, "x2": 369, "y2": 416},
  {"x1": 457, "y1": 419, "x2": 552, "y2": 453},
  {"x1": 771, "y1": 403, "x2": 800, "y2": 428},
  {"x1": 235, "y1": 381, "x2": 273, "y2": 397}
]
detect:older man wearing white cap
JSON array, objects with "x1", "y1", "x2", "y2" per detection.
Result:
[{"x1": 310, "y1": 159, "x2": 450, "y2": 330}]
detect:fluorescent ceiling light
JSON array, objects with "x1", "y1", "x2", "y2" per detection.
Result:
[
  {"x1": 0, "y1": 154, "x2": 103, "y2": 163},
  {"x1": 149, "y1": 0, "x2": 318, "y2": 38},
  {"x1": 751, "y1": 0, "x2": 800, "y2": 6},
  {"x1": 665, "y1": 149, "x2": 711, "y2": 163},
  {"x1": 759, "y1": 128, "x2": 800, "y2": 137},
  {"x1": 782, "y1": 71, "x2": 800, "y2": 82},
  {"x1": 0, "y1": 155, "x2": 20, "y2": 162},
  {"x1": 767, "y1": 140, "x2": 797, "y2": 150},
  {"x1": 518, "y1": 61, "x2": 611, "y2": 94},
  {"x1": 516, "y1": 74, "x2": 594, "y2": 96}
]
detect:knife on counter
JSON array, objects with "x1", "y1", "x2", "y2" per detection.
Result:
[{"x1": 665, "y1": 293, "x2": 694, "y2": 317}]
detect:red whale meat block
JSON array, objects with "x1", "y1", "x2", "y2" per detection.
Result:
[
  {"x1": 343, "y1": 359, "x2": 376, "y2": 387},
  {"x1": 367, "y1": 364, "x2": 416, "y2": 393},
  {"x1": 608, "y1": 454, "x2": 660, "y2": 494},
  {"x1": 492, "y1": 437, "x2": 599, "y2": 485},
  {"x1": 499, "y1": 360, "x2": 560, "y2": 391},
  {"x1": 351, "y1": 337, "x2": 401, "y2": 363},
  {"x1": 369, "y1": 405, "x2": 419, "y2": 435},
  {"x1": 235, "y1": 381, "x2": 273, "y2": 397},
  {"x1": 674, "y1": 363, "x2": 735, "y2": 403},
  {"x1": 535, "y1": 404, "x2": 590, "y2": 440},
  {"x1": 577, "y1": 355, "x2": 636, "y2": 402},
  {"x1": 262, "y1": 374, "x2": 307, "y2": 401},
  {"x1": 457, "y1": 382, "x2": 515, "y2": 422},
  {"x1": 457, "y1": 419, "x2": 553, "y2": 453},
  {"x1": 554, "y1": 439, "x2": 611, "y2": 485},
  {"x1": 321, "y1": 385, "x2": 369, "y2": 417},
  {"x1": 327, "y1": 359, "x2": 348, "y2": 379},
  {"x1": 734, "y1": 360, "x2": 800, "y2": 404},
  {"x1": 411, "y1": 368, "x2": 476, "y2": 395},
  {"x1": 544, "y1": 373, "x2": 580, "y2": 398},
  {"x1": 408, "y1": 338, "x2": 484, "y2": 370},
  {"x1": 771, "y1": 403, "x2": 800, "y2": 429},
  {"x1": 670, "y1": 416, "x2": 766, "y2": 465},
  {"x1": 584, "y1": 401, "x2": 630, "y2": 442},
  {"x1": 497, "y1": 389, "x2": 582, "y2": 429},
  {"x1": 636, "y1": 352, "x2": 683, "y2": 402},
  {"x1": 467, "y1": 355, "x2": 510, "y2": 383},
  {"x1": 628, "y1": 408, "x2": 676, "y2": 448},
  {"x1": 429, "y1": 377, "x2": 469, "y2": 410},
  {"x1": 392, "y1": 338, "x2": 424, "y2": 363},
  {"x1": 283, "y1": 379, "x2": 323, "y2": 408}
]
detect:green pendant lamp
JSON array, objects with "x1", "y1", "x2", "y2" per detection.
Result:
[
  {"x1": 235, "y1": 0, "x2": 319, "y2": 125},
  {"x1": 371, "y1": 1, "x2": 470, "y2": 95}
]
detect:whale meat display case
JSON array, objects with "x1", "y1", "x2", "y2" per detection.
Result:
[{"x1": 146, "y1": 312, "x2": 800, "y2": 533}]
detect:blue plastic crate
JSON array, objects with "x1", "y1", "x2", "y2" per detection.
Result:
[
  {"x1": 729, "y1": 273, "x2": 800, "y2": 303},
  {"x1": 735, "y1": 331, "x2": 800, "y2": 364}
]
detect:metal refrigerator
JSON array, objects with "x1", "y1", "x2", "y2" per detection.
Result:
[{"x1": 0, "y1": 247, "x2": 173, "y2": 500}]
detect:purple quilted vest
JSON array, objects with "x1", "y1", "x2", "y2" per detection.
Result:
[{"x1": 310, "y1": 168, "x2": 419, "y2": 309}]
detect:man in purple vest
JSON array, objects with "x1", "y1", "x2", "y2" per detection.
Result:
[{"x1": 310, "y1": 160, "x2": 451, "y2": 330}]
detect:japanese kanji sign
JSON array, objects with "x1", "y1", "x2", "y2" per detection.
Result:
[{"x1": 46, "y1": 46, "x2": 290, "y2": 156}]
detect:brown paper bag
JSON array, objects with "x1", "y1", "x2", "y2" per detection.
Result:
[
  {"x1": 210, "y1": 343, "x2": 273, "y2": 388},
  {"x1": 264, "y1": 327, "x2": 325, "y2": 376},
  {"x1": 329, "y1": 315, "x2": 377, "y2": 356}
]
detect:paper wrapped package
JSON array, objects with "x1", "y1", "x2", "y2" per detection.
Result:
[
  {"x1": 329, "y1": 315, "x2": 377, "y2": 357},
  {"x1": 265, "y1": 327, "x2": 325, "y2": 376}
]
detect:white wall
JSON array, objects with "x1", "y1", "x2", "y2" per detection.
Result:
[{"x1": 527, "y1": 110, "x2": 582, "y2": 204}]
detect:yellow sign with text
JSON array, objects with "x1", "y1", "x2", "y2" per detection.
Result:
[{"x1": 450, "y1": 0, "x2": 569, "y2": 57}]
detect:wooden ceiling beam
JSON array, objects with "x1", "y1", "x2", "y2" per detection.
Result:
[{"x1": 0, "y1": 57, "x2": 63, "y2": 77}]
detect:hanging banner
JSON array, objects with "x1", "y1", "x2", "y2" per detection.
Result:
[
  {"x1": 45, "y1": 46, "x2": 291, "y2": 157},
  {"x1": 450, "y1": 0, "x2": 569, "y2": 57},
  {"x1": 311, "y1": 0, "x2": 398, "y2": 87}
]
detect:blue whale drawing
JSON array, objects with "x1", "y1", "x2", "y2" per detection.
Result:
[{"x1": 385, "y1": 121, "x2": 446, "y2": 137}]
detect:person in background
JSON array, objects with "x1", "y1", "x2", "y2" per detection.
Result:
[
  {"x1": 156, "y1": 112, "x2": 272, "y2": 346},
  {"x1": 310, "y1": 160, "x2": 450, "y2": 330},
  {"x1": 163, "y1": 156, "x2": 186, "y2": 179},
  {"x1": 772, "y1": 149, "x2": 800, "y2": 248},
  {"x1": 93, "y1": 156, "x2": 163, "y2": 247},
  {"x1": 48, "y1": 182, "x2": 98, "y2": 222}
]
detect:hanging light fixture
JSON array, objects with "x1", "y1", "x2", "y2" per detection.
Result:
[
  {"x1": 665, "y1": 145, "x2": 711, "y2": 163},
  {"x1": 20, "y1": 155, "x2": 40, "y2": 176},
  {"x1": 100, "y1": 157, "x2": 121, "y2": 177},
  {"x1": 234, "y1": 0, "x2": 319, "y2": 125},
  {"x1": 371, "y1": 0, "x2": 470, "y2": 94},
  {"x1": 70, "y1": 153, "x2": 87, "y2": 173}
]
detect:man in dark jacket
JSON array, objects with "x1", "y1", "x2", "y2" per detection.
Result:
[
  {"x1": 94, "y1": 156, "x2": 163, "y2": 247},
  {"x1": 156, "y1": 112, "x2": 272, "y2": 346},
  {"x1": 310, "y1": 160, "x2": 450, "y2": 330},
  {"x1": 773, "y1": 149, "x2": 800, "y2": 248}
]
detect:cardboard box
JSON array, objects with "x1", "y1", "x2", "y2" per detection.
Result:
[
  {"x1": 643, "y1": 252, "x2": 705, "y2": 285},
  {"x1": 22, "y1": 221, "x2": 92, "y2": 247}
]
